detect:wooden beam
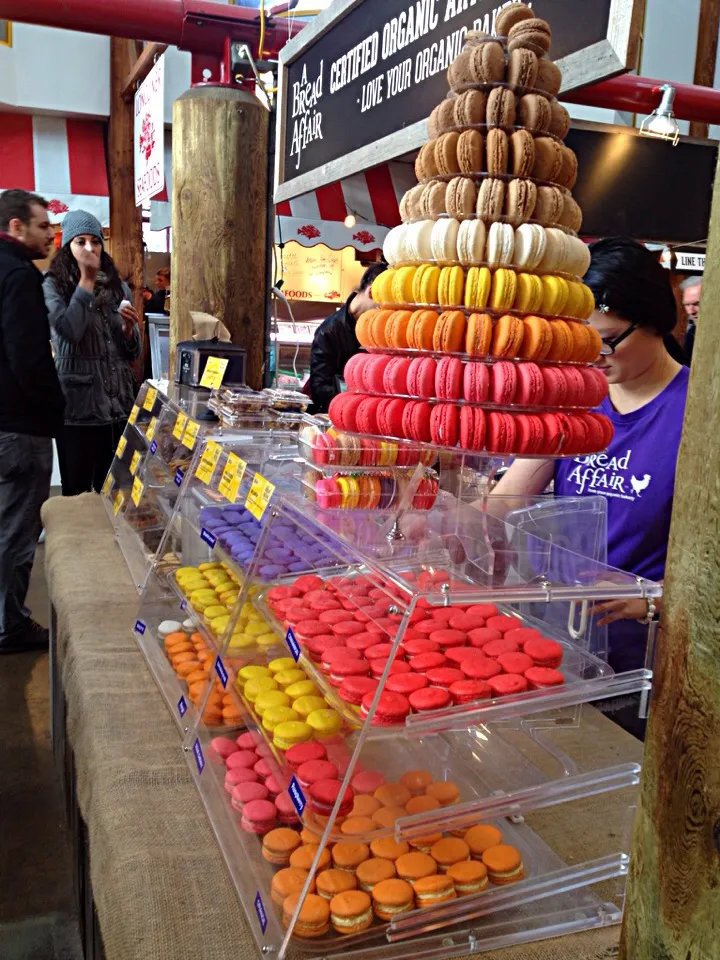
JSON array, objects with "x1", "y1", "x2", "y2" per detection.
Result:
[
  {"x1": 109, "y1": 37, "x2": 145, "y2": 372},
  {"x1": 121, "y1": 42, "x2": 169, "y2": 104},
  {"x1": 170, "y1": 86, "x2": 269, "y2": 388},
  {"x1": 690, "y1": 0, "x2": 720, "y2": 138},
  {"x1": 619, "y1": 156, "x2": 720, "y2": 957}
]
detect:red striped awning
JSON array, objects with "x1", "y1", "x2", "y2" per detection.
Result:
[{"x1": 0, "y1": 113, "x2": 109, "y2": 225}]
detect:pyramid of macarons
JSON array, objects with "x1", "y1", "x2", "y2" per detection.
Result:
[{"x1": 330, "y1": 2, "x2": 612, "y2": 458}]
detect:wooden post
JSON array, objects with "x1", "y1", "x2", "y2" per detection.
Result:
[
  {"x1": 170, "y1": 86, "x2": 268, "y2": 389},
  {"x1": 619, "y1": 154, "x2": 720, "y2": 956},
  {"x1": 689, "y1": 0, "x2": 720, "y2": 139},
  {"x1": 108, "y1": 37, "x2": 145, "y2": 360}
]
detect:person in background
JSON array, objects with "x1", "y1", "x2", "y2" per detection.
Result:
[
  {"x1": 487, "y1": 238, "x2": 689, "y2": 738},
  {"x1": 0, "y1": 189, "x2": 65, "y2": 653},
  {"x1": 44, "y1": 211, "x2": 141, "y2": 496},
  {"x1": 681, "y1": 275, "x2": 701, "y2": 364},
  {"x1": 145, "y1": 266, "x2": 170, "y2": 316},
  {"x1": 309, "y1": 262, "x2": 387, "y2": 413}
]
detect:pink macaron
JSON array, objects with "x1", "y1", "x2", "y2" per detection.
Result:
[
  {"x1": 515, "y1": 362, "x2": 544, "y2": 406},
  {"x1": 362, "y1": 354, "x2": 393, "y2": 393},
  {"x1": 435, "y1": 357, "x2": 464, "y2": 401},
  {"x1": 490, "y1": 361, "x2": 518, "y2": 405},
  {"x1": 383, "y1": 356, "x2": 412, "y2": 395},
  {"x1": 463, "y1": 362, "x2": 490, "y2": 403},
  {"x1": 407, "y1": 356, "x2": 437, "y2": 398}
]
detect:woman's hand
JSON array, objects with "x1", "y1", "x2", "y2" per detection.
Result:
[
  {"x1": 592, "y1": 597, "x2": 659, "y2": 626},
  {"x1": 119, "y1": 303, "x2": 140, "y2": 338},
  {"x1": 76, "y1": 245, "x2": 101, "y2": 284}
]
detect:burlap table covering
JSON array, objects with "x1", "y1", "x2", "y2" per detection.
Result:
[{"x1": 42, "y1": 493, "x2": 630, "y2": 960}]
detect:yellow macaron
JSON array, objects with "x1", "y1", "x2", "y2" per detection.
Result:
[
  {"x1": 464, "y1": 266, "x2": 491, "y2": 309},
  {"x1": 438, "y1": 266, "x2": 464, "y2": 306},
  {"x1": 489, "y1": 268, "x2": 518, "y2": 312},
  {"x1": 541, "y1": 275, "x2": 570, "y2": 316},
  {"x1": 514, "y1": 273, "x2": 544, "y2": 312},
  {"x1": 412, "y1": 263, "x2": 441, "y2": 304},
  {"x1": 391, "y1": 265, "x2": 417, "y2": 304}
]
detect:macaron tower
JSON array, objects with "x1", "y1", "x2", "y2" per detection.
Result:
[{"x1": 330, "y1": 2, "x2": 613, "y2": 458}]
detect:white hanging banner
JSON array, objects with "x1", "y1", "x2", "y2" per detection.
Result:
[{"x1": 134, "y1": 57, "x2": 165, "y2": 206}]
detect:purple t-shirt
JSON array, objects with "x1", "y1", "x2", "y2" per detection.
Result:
[{"x1": 554, "y1": 365, "x2": 689, "y2": 671}]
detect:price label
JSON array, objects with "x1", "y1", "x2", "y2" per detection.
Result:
[
  {"x1": 214, "y1": 656, "x2": 228, "y2": 688},
  {"x1": 199, "y1": 356, "x2": 229, "y2": 390},
  {"x1": 173, "y1": 411, "x2": 188, "y2": 440},
  {"x1": 131, "y1": 476, "x2": 144, "y2": 507},
  {"x1": 146, "y1": 417, "x2": 158, "y2": 442},
  {"x1": 128, "y1": 405, "x2": 139, "y2": 426},
  {"x1": 174, "y1": 468, "x2": 184, "y2": 487},
  {"x1": 115, "y1": 435, "x2": 127, "y2": 459},
  {"x1": 193, "y1": 738, "x2": 205, "y2": 774},
  {"x1": 149, "y1": 440, "x2": 157, "y2": 456},
  {"x1": 112, "y1": 491, "x2": 125, "y2": 516},
  {"x1": 254, "y1": 893, "x2": 268, "y2": 935},
  {"x1": 288, "y1": 776, "x2": 306, "y2": 815},
  {"x1": 285, "y1": 627, "x2": 301, "y2": 662},
  {"x1": 143, "y1": 386, "x2": 157, "y2": 411},
  {"x1": 101, "y1": 473, "x2": 114, "y2": 497},
  {"x1": 182, "y1": 420, "x2": 200, "y2": 450},
  {"x1": 134, "y1": 620, "x2": 146, "y2": 634},
  {"x1": 217, "y1": 452, "x2": 247, "y2": 502},
  {"x1": 245, "y1": 473, "x2": 275, "y2": 521},
  {"x1": 130, "y1": 450, "x2": 142, "y2": 476},
  {"x1": 177, "y1": 696, "x2": 187, "y2": 718},
  {"x1": 194, "y1": 440, "x2": 222, "y2": 484}
]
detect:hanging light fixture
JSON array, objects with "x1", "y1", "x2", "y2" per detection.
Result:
[
  {"x1": 640, "y1": 84, "x2": 680, "y2": 146},
  {"x1": 344, "y1": 212, "x2": 357, "y2": 228}
]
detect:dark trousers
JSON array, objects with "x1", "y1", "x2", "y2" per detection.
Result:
[
  {"x1": 0, "y1": 430, "x2": 52, "y2": 638},
  {"x1": 57, "y1": 422, "x2": 125, "y2": 496}
]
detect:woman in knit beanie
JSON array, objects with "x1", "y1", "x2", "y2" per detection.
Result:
[{"x1": 43, "y1": 210, "x2": 141, "y2": 495}]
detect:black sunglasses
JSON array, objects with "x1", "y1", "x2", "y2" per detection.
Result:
[{"x1": 599, "y1": 322, "x2": 640, "y2": 356}]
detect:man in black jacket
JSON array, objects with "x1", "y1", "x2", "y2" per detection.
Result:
[
  {"x1": 309, "y1": 262, "x2": 387, "y2": 413},
  {"x1": 0, "y1": 189, "x2": 65, "y2": 653}
]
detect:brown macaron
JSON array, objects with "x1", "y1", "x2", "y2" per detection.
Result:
[
  {"x1": 506, "y1": 178, "x2": 538, "y2": 227},
  {"x1": 457, "y1": 129, "x2": 483, "y2": 174},
  {"x1": 494, "y1": 2, "x2": 535, "y2": 37},
  {"x1": 454, "y1": 89, "x2": 487, "y2": 128},
  {"x1": 486, "y1": 128, "x2": 509, "y2": 176},
  {"x1": 477, "y1": 179, "x2": 506, "y2": 221},
  {"x1": 559, "y1": 194, "x2": 583, "y2": 233},
  {"x1": 532, "y1": 137, "x2": 564, "y2": 183},
  {"x1": 468, "y1": 40, "x2": 506, "y2": 84},
  {"x1": 447, "y1": 50, "x2": 473, "y2": 90},
  {"x1": 506, "y1": 48, "x2": 538, "y2": 90},
  {"x1": 435, "y1": 132, "x2": 461, "y2": 175},
  {"x1": 509, "y1": 129, "x2": 535, "y2": 177},
  {"x1": 415, "y1": 141, "x2": 439, "y2": 181},
  {"x1": 535, "y1": 58, "x2": 562, "y2": 96},
  {"x1": 507, "y1": 18, "x2": 552, "y2": 58},
  {"x1": 487, "y1": 87, "x2": 516, "y2": 128},
  {"x1": 399, "y1": 184, "x2": 426, "y2": 222},
  {"x1": 420, "y1": 181, "x2": 448, "y2": 218},
  {"x1": 549, "y1": 101, "x2": 571, "y2": 139},
  {"x1": 555, "y1": 145, "x2": 578, "y2": 189},
  {"x1": 517, "y1": 93, "x2": 551, "y2": 134},
  {"x1": 533, "y1": 186, "x2": 565, "y2": 225},
  {"x1": 446, "y1": 177, "x2": 477, "y2": 218},
  {"x1": 428, "y1": 99, "x2": 459, "y2": 138},
  {"x1": 463, "y1": 30, "x2": 491, "y2": 48}
]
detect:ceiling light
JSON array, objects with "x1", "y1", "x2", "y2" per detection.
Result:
[
  {"x1": 640, "y1": 84, "x2": 680, "y2": 146},
  {"x1": 344, "y1": 213, "x2": 356, "y2": 228}
]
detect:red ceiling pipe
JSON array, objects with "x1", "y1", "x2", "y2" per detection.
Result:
[
  {"x1": 0, "y1": 0, "x2": 302, "y2": 57},
  {"x1": 563, "y1": 74, "x2": 720, "y2": 125}
]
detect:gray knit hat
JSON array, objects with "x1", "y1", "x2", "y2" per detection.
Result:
[{"x1": 62, "y1": 210, "x2": 103, "y2": 247}]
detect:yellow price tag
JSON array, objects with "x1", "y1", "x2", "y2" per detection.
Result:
[
  {"x1": 115, "y1": 435, "x2": 127, "y2": 459},
  {"x1": 131, "y1": 476, "x2": 144, "y2": 507},
  {"x1": 146, "y1": 416, "x2": 158, "y2": 441},
  {"x1": 199, "y1": 356, "x2": 229, "y2": 390},
  {"x1": 245, "y1": 472, "x2": 275, "y2": 521},
  {"x1": 182, "y1": 420, "x2": 200, "y2": 450},
  {"x1": 218, "y1": 453, "x2": 247, "y2": 502},
  {"x1": 101, "y1": 473, "x2": 114, "y2": 497},
  {"x1": 143, "y1": 386, "x2": 157, "y2": 411},
  {"x1": 112, "y1": 491, "x2": 125, "y2": 516},
  {"x1": 128, "y1": 405, "x2": 139, "y2": 426},
  {"x1": 130, "y1": 450, "x2": 142, "y2": 476},
  {"x1": 194, "y1": 440, "x2": 222, "y2": 484},
  {"x1": 172, "y1": 411, "x2": 188, "y2": 440}
]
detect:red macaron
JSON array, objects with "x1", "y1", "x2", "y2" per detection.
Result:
[
  {"x1": 361, "y1": 690, "x2": 411, "y2": 725},
  {"x1": 523, "y1": 637, "x2": 563, "y2": 668},
  {"x1": 361, "y1": 354, "x2": 393, "y2": 393},
  {"x1": 461, "y1": 657, "x2": 503, "y2": 680},
  {"x1": 488, "y1": 674, "x2": 530, "y2": 697},
  {"x1": 408, "y1": 686, "x2": 452, "y2": 711},
  {"x1": 377, "y1": 397, "x2": 407, "y2": 438},
  {"x1": 430, "y1": 403, "x2": 460, "y2": 446},
  {"x1": 540, "y1": 366, "x2": 568, "y2": 408},
  {"x1": 485, "y1": 411, "x2": 517, "y2": 453},
  {"x1": 402, "y1": 400, "x2": 433, "y2": 442},
  {"x1": 460, "y1": 405, "x2": 487, "y2": 451},
  {"x1": 356, "y1": 396, "x2": 383, "y2": 435},
  {"x1": 514, "y1": 414, "x2": 544, "y2": 454},
  {"x1": 449, "y1": 678, "x2": 492, "y2": 704},
  {"x1": 579, "y1": 366, "x2": 609, "y2": 407},
  {"x1": 525, "y1": 666, "x2": 565, "y2": 688}
]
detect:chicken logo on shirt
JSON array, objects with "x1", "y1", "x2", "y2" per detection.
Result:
[{"x1": 630, "y1": 474, "x2": 651, "y2": 497}]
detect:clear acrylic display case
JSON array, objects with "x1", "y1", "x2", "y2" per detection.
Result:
[{"x1": 131, "y1": 469, "x2": 659, "y2": 960}]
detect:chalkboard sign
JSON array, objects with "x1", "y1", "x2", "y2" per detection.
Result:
[{"x1": 276, "y1": 0, "x2": 642, "y2": 201}]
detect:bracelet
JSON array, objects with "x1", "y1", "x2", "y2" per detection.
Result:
[{"x1": 637, "y1": 597, "x2": 657, "y2": 624}]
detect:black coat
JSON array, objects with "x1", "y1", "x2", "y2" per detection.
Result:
[
  {"x1": 309, "y1": 296, "x2": 359, "y2": 413},
  {"x1": 0, "y1": 237, "x2": 65, "y2": 437}
]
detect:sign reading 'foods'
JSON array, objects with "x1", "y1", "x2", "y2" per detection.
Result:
[{"x1": 276, "y1": 0, "x2": 641, "y2": 201}]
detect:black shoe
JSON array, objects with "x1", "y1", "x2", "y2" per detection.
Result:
[{"x1": 0, "y1": 619, "x2": 49, "y2": 654}]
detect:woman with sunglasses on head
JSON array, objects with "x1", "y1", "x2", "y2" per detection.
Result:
[{"x1": 489, "y1": 238, "x2": 688, "y2": 731}]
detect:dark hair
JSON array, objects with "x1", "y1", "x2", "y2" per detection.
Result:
[
  {"x1": 47, "y1": 242, "x2": 124, "y2": 305},
  {"x1": 0, "y1": 188, "x2": 48, "y2": 231},
  {"x1": 585, "y1": 237, "x2": 686, "y2": 365},
  {"x1": 358, "y1": 261, "x2": 387, "y2": 291}
]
